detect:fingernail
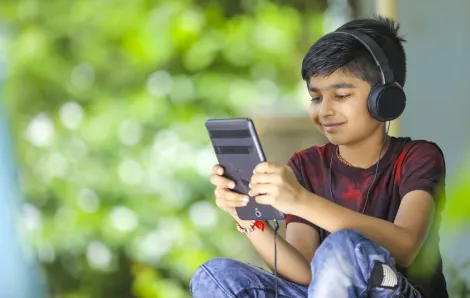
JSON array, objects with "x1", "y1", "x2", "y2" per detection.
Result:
[
  {"x1": 248, "y1": 191, "x2": 252, "y2": 196},
  {"x1": 228, "y1": 182, "x2": 235, "y2": 189},
  {"x1": 217, "y1": 169, "x2": 223, "y2": 175},
  {"x1": 242, "y1": 197, "x2": 249, "y2": 202},
  {"x1": 248, "y1": 183, "x2": 251, "y2": 188},
  {"x1": 253, "y1": 169, "x2": 256, "y2": 174}
]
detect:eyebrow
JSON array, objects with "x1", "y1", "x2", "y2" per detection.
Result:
[{"x1": 308, "y1": 83, "x2": 355, "y2": 93}]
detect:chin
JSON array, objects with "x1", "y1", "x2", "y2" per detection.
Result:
[
  {"x1": 316, "y1": 127, "x2": 350, "y2": 146},
  {"x1": 324, "y1": 134, "x2": 348, "y2": 146}
]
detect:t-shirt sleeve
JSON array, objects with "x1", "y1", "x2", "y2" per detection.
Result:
[
  {"x1": 399, "y1": 141, "x2": 446, "y2": 199},
  {"x1": 285, "y1": 153, "x2": 321, "y2": 234}
]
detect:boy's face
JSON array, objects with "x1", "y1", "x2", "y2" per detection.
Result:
[{"x1": 307, "y1": 69, "x2": 383, "y2": 146}]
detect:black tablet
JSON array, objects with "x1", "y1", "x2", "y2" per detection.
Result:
[{"x1": 205, "y1": 118, "x2": 285, "y2": 221}]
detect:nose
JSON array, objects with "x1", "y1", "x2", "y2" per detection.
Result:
[{"x1": 318, "y1": 97, "x2": 335, "y2": 118}]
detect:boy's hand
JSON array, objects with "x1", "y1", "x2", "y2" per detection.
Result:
[
  {"x1": 210, "y1": 164, "x2": 250, "y2": 220},
  {"x1": 250, "y1": 162, "x2": 306, "y2": 215}
]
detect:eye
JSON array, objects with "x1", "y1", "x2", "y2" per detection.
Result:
[
  {"x1": 335, "y1": 94, "x2": 351, "y2": 100},
  {"x1": 310, "y1": 96, "x2": 322, "y2": 102}
]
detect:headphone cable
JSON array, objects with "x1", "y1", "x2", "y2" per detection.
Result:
[{"x1": 273, "y1": 219, "x2": 280, "y2": 298}]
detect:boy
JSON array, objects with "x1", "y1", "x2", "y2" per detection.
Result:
[{"x1": 190, "y1": 17, "x2": 447, "y2": 298}]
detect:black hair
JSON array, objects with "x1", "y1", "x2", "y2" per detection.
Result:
[{"x1": 301, "y1": 16, "x2": 407, "y2": 87}]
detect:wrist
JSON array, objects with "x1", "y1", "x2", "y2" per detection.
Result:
[
  {"x1": 235, "y1": 218, "x2": 253, "y2": 229},
  {"x1": 230, "y1": 214, "x2": 250, "y2": 228},
  {"x1": 292, "y1": 188, "x2": 314, "y2": 216},
  {"x1": 235, "y1": 219, "x2": 266, "y2": 234}
]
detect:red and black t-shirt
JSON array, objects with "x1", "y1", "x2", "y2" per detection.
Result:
[{"x1": 286, "y1": 137, "x2": 448, "y2": 298}]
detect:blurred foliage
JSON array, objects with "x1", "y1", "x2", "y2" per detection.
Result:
[
  {"x1": 0, "y1": 0, "x2": 326, "y2": 297},
  {"x1": 2, "y1": 0, "x2": 469, "y2": 297},
  {"x1": 441, "y1": 163, "x2": 470, "y2": 297}
]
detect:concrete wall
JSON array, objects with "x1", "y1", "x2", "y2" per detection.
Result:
[
  {"x1": 355, "y1": 0, "x2": 470, "y2": 181},
  {"x1": 355, "y1": 0, "x2": 470, "y2": 283}
]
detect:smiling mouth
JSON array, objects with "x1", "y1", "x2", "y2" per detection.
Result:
[{"x1": 321, "y1": 123, "x2": 344, "y2": 132}]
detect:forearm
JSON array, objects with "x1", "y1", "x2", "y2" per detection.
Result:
[
  {"x1": 236, "y1": 219, "x2": 312, "y2": 285},
  {"x1": 294, "y1": 192, "x2": 415, "y2": 267}
]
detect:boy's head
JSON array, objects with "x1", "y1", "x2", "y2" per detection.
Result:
[{"x1": 301, "y1": 16, "x2": 406, "y2": 146}]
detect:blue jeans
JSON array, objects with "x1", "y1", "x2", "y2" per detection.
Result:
[{"x1": 190, "y1": 229, "x2": 422, "y2": 298}]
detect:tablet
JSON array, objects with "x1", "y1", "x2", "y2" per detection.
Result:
[{"x1": 205, "y1": 118, "x2": 285, "y2": 221}]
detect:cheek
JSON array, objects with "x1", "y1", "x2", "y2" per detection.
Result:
[
  {"x1": 309, "y1": 105, "x2": 321, "y2": 126},
  {"x1": 349, "y1": 112, "x2": 378, "y2": 134},
  {"x1": 344, "y1": 102, "x2": 374, "y2": 129},
  {"x1": 308, "y1": 107, "x2": 316, "y2": 121}
]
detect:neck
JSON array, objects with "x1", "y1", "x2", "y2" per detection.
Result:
[{"x1": 338, "y1": 133, "x2": 390, "y2": 169}]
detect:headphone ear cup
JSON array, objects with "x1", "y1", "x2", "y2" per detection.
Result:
[
  {"x1": 367, "y1": 85, "x2": 385, "y2": 121},
  {"x1": 367, "y1": 84, "x2": 406, "y2": 122}
]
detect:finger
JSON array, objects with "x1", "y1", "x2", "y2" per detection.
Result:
[
  {"x1": 210, "y1": 175, "x2": 235, "y2": 189},
  {"x1": 214, "y1": 188, "x2": 246, "y2": 201},
  {"x1": 250, "y1": 173, "x2": 281, "y2": 186},
  {"x1": 218, "y1": 189, "x2": 250, "y2": 202},
  {"x1": 249, "y1": 184, "x2": 277, "y2": 197},
  {"x1": 254, "y1": 195, "x2": 275, "y2": 206},
  {"x1": 216, "y1": 197, "x2": 248, "y2": 208},
  {"x1": 213, "y1": 164, "x2": 224, "y2": 175},
  {"x1": 254, "y1": 162, "x2": 281, "y2": 174}
]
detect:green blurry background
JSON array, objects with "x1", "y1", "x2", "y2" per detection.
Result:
[
  {"x1": 0, "y1": 0, "x2": 470, "y2": 297},
  {"x1": 0, "y1": 1, "x2": 325, "y2": 297}
]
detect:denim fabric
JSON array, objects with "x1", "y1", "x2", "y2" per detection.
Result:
[
  {"x1": 190, "y1": 258, "x2": 308, "y2": 298},
  {"x1": 308, "y1": 229, "x2": 421, "y2": 298},
  {"x1": 190, "y1": 229, "x2": 422, "y2": 298}
]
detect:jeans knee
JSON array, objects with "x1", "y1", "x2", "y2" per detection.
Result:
[
  {"x1": 200, "y1": 257, "x2": 239, "y2": 271},
  {"x1": 311, "y1": 229, "x2": 393, "y2": 271},
  {"x1": 190, "y1": 258, "x2": 243, "y2": 294},
  {"x1": 321, "y1": 229, "x2": 364, "y2": 249},
  {"x1": 326, "y1": 229, "x2": 364, "y2": 244},
  {"x1": 311, "y1": 229, "x2": 365, "y2": 266}
]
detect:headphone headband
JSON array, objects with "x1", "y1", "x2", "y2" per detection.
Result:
[{"x1": 331, "y1": 30, "x2": 394, "y2": 85}]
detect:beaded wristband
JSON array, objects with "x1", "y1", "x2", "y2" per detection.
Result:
[{"x1": 236, "y1": 220, "x2": 265, "y2": 234}]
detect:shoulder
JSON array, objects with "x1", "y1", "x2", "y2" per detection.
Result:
[
  {"x1": 394, "y1": 138, "x2": 446, "y2": 197},
  {"x1": 398, "y1": 138, "x2": 445, "y2": 171}
]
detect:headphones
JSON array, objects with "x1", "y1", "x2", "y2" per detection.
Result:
[{"x1": 330, "y1": 30, "x2": 406, "y2": 122}]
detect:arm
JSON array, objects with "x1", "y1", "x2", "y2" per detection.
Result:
[
  {"x1": 292, "y1": 142, "x2": 444, "y2": 267},
  {"x1": 237, "y1": 155, "x2": 320, "y2": 286},
  {"x1": 211, "y1": 161, "x2": 319, "y2": 286},
  {"x1": 236, "y1": 219, "x2": 319, "y2": 286},
  {"x1": 293, "y1": 190, "x2": 434, "y2": 267}
]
